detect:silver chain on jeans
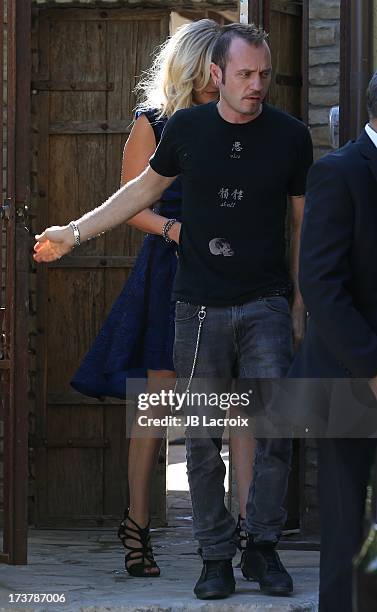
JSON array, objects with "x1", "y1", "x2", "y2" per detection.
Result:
[
  {"x1": 172, "y1": 305, "x2": 206, "y2": 409},
  {"x1": 185, "y1": 305, "x2": 206, "y2": 393}
]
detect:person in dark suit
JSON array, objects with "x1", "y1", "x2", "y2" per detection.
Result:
[{"x1": 290, "y1": 71, "x2": 377, "y2": 612}]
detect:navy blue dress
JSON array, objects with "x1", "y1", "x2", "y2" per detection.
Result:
[{"x1": 71, "y1": 110, "x2": 182, "y2": 399}]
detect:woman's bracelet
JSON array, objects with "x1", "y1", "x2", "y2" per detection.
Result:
[{"x1": 162, "y1": 218, "x2": 177, "y2": 243}]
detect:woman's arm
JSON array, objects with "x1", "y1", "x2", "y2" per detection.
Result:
[{"x1": 124, "y1": 114, "x2": 181, "y2": 243}]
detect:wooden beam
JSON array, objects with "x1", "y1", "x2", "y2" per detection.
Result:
[
  {"x1": 248, "y1": 0, "x2": 264, "y2": 26},
  {"x1": 174, "y1": 8, "x2": 237, "y2": 23},
  {"x1": 49, "y1": 121, "x2": 131, "y2": 135},
  {"x1": 340, "y1": 0, "x2": 372, "y2": 144},
  {"x1": 32, "y1": 81, "x2": 114, "y2": 92},
  {"x1": 41, "y1": 4, "x2": 238, "y2": 20},
  {"x1": 48, "y1": 255, "x2": 137, "y2": 269},
  {"x1": 270, "y1": 0, "x2": 302, "y2": 18}
]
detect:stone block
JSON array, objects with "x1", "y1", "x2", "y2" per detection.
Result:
[
  {"x1": 309, "y1": 0, "x2": 340, "y2": 20},
  {"x1": 309, "y1": 64, "x2": 339, "y2": 86},
  {"x1": 309, "y1": 85, "x2": 339, "y2": 106},
  {"x1": 309, "y1": 106, "x2": 332, "y2": 125},
  {"x1": 309, "y1": 24, "x2": 337, "y2": 48},
  {"x1": 314, "y1": 146, "x2": 333, "y2": 161},
  {"x1": 309, "y1": 46, "x2": 340, "y2": 66}
]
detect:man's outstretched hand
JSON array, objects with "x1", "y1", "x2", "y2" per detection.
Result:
[{"x1": 34, "y1": 225, "x2": 75, "y2": 263}]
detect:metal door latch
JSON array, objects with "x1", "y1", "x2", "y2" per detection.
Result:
[
  {"x1": 0, "y1": 199, "x2": 11, "y2": 221},
  {"x1": 16, "y1": 202, "x2": 29, "y2": 222}
]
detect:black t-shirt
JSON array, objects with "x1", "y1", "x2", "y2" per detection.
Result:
[{"x1": 150, "y1": 101, "x2": 313, "y2": 306}]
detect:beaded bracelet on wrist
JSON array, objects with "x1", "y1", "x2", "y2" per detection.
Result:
[{"x1": 162, "y1": 218, "x2": 177, "y2": 243}]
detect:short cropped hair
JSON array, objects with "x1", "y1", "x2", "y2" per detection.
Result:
[
  {"x1": 212, "y1": 22, "x2": 269, "y2": 76},
  {"x1": 367, "y1": 71, "x2": 377, "y2": 120}
]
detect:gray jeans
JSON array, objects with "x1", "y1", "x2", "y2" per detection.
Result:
[{"x1": 174, "y1": 296, "x2": 293, "y2": 560}]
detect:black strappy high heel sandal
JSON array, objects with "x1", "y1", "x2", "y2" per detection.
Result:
[
  {"x1": 117, "y1": 510, "x2": 160, "y2": 577},
  {"x1": 235, "y1": 514, "x2": 247, "y2": 552}
]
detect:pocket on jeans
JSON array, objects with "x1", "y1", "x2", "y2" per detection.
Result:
[
  {"x1": 262, "y1": 296, "x2": 290, "y2": 315},
  {"x1": 175, "y1": 301, "x2": 200, "y2": 322}
]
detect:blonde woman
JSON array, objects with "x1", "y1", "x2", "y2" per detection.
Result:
[
  {"x1": 38, "y1": 18, "x2": 256, "y2": 580},
  {"x1": 71, "y1": 20, "x2": 221, "y2": 578}
]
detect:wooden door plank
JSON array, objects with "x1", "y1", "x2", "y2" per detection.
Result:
[
  {"x1": 103, "y1": 406, "x2": 129, "y2": 517},
  {"x1": 35, "y1": 12, "x2": 51, "y2": 526},
  {"x1": 42, "y1": 8, "x2": 169, "y2": 22},
  {"x1": 47, "y1": 392, "x2": 132, "y2": 405},
  {"x1": 32, "y1": 80, "x2": 115, "y2": 91},
  {"x1": 45, "y1": 405, "x2": 104, "y2": 518},
  {"x1": 49, "y1": 121, "x2": 131, "y2": 134}
]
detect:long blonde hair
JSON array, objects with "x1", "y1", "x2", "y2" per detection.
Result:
[{"x1": 135, "y1": 19, "x2": 220, "y2": 118}]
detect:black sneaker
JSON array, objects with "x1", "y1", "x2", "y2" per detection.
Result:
[
  {"x1": 194, "y1": 559, "x2": 235, "y2": 600},
  {"x1": 241, "y1": 543, "x2": 293, "y2": 596}
]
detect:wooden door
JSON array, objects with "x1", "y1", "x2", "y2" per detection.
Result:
[
  {"x1": 33, "y1": 8, "x2": 169, "y2": 527},
  {"x1": 267, "y1": 0, "x2": 304, "y2": 119}
]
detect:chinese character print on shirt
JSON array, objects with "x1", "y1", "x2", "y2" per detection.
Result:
[
  {"x1": 218, "y1": 187, "x2": 244, "y2": 208},
  {"x1": 230, "y1": 141, "x2": 243, "y2": 159}
]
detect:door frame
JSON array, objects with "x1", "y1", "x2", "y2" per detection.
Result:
[
  {"x1": 246, "y1": 1, "x2": 308, "y2": 123},
  {"x1": 0, "y1": 0, "x2": 31, "y2": 565},
  {"x1": 339, "y1": 0, "x2": 373, "y2": 145}
]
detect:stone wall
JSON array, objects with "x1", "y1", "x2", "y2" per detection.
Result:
[{"x1": 308, "y1": 0, "x2": 340, "y2": 160}]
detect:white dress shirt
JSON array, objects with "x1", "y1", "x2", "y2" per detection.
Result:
[{"x1": 365, "y1": 123, "x2": 377, "y2": 149}]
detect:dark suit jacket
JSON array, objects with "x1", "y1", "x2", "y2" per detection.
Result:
[{"x1": 289, "y1": 129, "x2": 377, "y2": 435}]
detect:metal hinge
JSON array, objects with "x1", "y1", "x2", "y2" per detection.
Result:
[
  {"x1": 0, "y1": 198, "x2": 11, "y2": 221},
  {"x1": 0, "y1": 308, "x2": 6, "y2": 360},
  {"x1": 16, "y1": 200, "x2": 30, "y2": 225}
]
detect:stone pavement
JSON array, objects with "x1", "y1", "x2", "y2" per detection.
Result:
[{"x1": 0, "y1": 493, "x2": 319, "y2": 612}]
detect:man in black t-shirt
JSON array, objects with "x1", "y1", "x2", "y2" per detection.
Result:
[
  {"x1": 150, "y1": 86, "x2": 312, "y2": 308},
  {"x1": 34, "y1": 23, "x2": 313, "y2": 602},
  {"x1": 148, "y1": 25, "x2": 312, "y2": 600}
]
